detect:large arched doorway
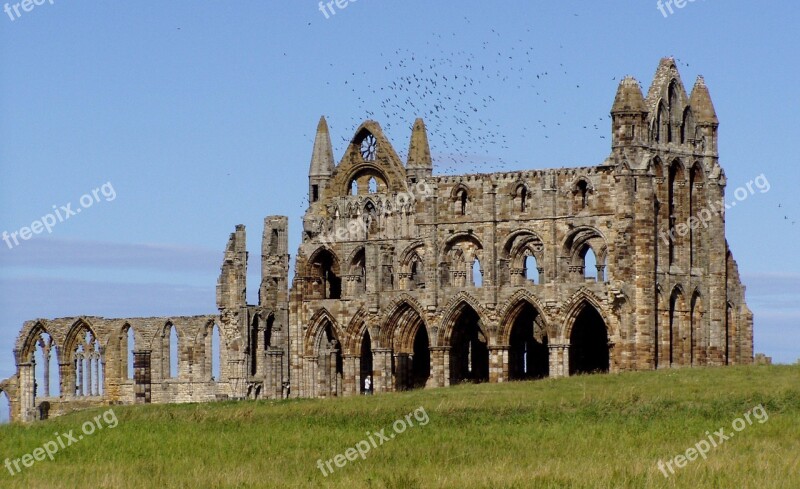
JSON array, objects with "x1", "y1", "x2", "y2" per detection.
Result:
[
  {"x1": 569, "y1": 304, "x2": 609, "y2": 375},
  {"x1": 389, "y1": 303, "x2": 431, "y2": 391},
  {"x1": 449, "y1": 304, "x2": 489, "y2": 384},
  {"x1": 316, "y1": 320, "x2": 343, "y2": 397},
  {"x1": 360, "y1": 330, "x2": 373, "y2": 393},
  {"x1": 410, "y1": 325, "x2": 430, "y2": 389},
  {"x1": 508, "y1": 302, "x2": 549, "y2": 380}
]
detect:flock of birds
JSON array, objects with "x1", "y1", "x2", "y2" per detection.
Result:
[
  {"x1": 294, "y1": 22, "x2": 795, "y2": 229},
  {"x1": 300, "y1": 22, "x2": 635, "y2": 181}
]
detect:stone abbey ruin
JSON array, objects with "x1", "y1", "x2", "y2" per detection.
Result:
[{"x1": 1, "y1": 58, "x2": 753, "y2": 422}]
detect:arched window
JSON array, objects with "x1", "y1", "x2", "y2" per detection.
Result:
[
  {"x1": 682, "y1": 108, "x2": 695, "y2": 144},
  {"x1": 524, "y1": 255, "x2": 539, "y2": 284},
  {"x1": 74, "y1": 329, "x2": 102, "y2": 397},
  {"x1": 472, "y1": 258, "x2": 483, "y2": 287},
  {"x1": 169, "y1": 325, "x2": 179, "y2": 379},
  {"x1": 33, "y1": 332, "x2": 58, "y2": 398},
  {"x1": 127, "y1": 326, "x2": 135, "y2": 380},
  {"x1": 519, "y1": 186, "x2": 528, "y2": 212},
  {"x1": 668, "y1": 162, "x2": 685, "y2": 266},
  {"x1": 211, "y1": 324, "x2": 221, "y2": 381},
  {"x1": 668, "y1": 81, "x2": 679, "y2": 143},
  {"x1": 350, "y1": 180, "x2": 358, "y2": 196},
  {"x1": 368, "y1": 177, "x2": 377, "y2": 193},
  {"x1": 310, "y1": 249, "x2": 341, "y2": 299},
  {"x1": 583, "y1": 247, "x2": 598, "y2": 281},
  {"x1": 459, "y1": 190, "x2": 468, "y2": 215},
  {"x1": 577, "y1": 181, "x2": 589, "y2": 209},
  {"x1": 0, "y1": 391, "x2": 9, "y2": 424}
]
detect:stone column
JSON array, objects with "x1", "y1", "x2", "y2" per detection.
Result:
[
  {"x1": 19, "y1": 363, "x2": 34, "y2": 422},
  {"x1": 549, "y1": 344, "x2": 569, "y2": 378},
  {"x1": 342, "y1": 355, "x2": 358, "y2": 397},
  {"x1": 489, "y1": 346, "x2": 509, "y2": 383},
  {"x1": 77, "y1": 356, "x2": 84, "y2": 396},
  {"x1": 429, "y1": 346, "x2": 450, "y2": 387},
  {"x1": 371, "y1": 348, "x2": 393, "y2": 393},
  {"x1": 42, "y1": 348, "x2": 50, "y2": 397}
]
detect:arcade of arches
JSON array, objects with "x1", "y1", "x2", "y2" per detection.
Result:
[{"x1": 298, "y1": 297, "x2": 613, "y2": 396}]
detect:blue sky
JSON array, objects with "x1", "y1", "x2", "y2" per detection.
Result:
[{"x1": 1, "y1": 1, "x2": 799, "y2": 420}]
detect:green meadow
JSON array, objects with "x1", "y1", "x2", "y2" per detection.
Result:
[{"x1": 1, "y1": 364, "x2": 798, "y2": 488}]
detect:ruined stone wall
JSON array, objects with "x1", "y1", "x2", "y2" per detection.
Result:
[{"x1": 1, "y1": 58, "x2": 754, "y2": 422}]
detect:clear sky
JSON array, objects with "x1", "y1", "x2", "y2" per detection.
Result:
[{"x1": 1, "y1": 1, "x2": 799, "y2": 421}]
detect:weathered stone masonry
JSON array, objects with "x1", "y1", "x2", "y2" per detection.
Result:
[{"x1": 1, "y1": 58, "x2": 753, "y2": 422}]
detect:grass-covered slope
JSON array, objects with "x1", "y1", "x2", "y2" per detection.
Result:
[{"x1": 1, "y1": 365, "x2": 798, "y2": 488}]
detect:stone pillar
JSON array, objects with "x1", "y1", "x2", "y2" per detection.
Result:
[
  {"x1": 19, "y1": 363, "x2": 34, "y2": 422},
  {"x1": 549, "y1": 344, "x2": 569, "y2": 378},
  {"x1": 393, "y1": 353, "x2": 410, "y2": 391},
  {"x1": 343, "y1": 355, "x2": 359, "y2": 397},
  {"x1": 77, "y1": 357, "x2": 84, "y2": 396},
  {"x1": 429, "y1": 346, "x2": 450, "y2": 387},
  {"x1": 42, "y1": 348, "x2": 50, "y2": 397},
  {"x1": 372, "y1": 348, "x2": 393, "y2": 393},
  {"x1": 302, "y1": 356, "x2": 317, "y2": 398},
  {"x1": 266, "y1": 350, "x2": 284, "y2": 399},
  {"x1": 489, "y1": 346, "x2": 509, "y2": 383}
]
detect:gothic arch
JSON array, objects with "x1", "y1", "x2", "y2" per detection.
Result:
[
  {"x1": 669, "y1": 286, "x2": 688, "y2": 366},
  {"x1": 560, "y1": 288, "x2": 612, "y2": 341},
  {"x1": 513, "y1": 182, "x2": 530, "y2": 212},
  {"x1": 450, "y1": 183, "x2": 471, "y2": 215},
  {"x1": 64, "y1": 318, "x2": 103, "y2": 397},
  {"x1": 305, "y1": 247, "x2": 342, "y2": 300},
  {"x1": 501, "y1": 229, "x2": 545, "y2": 285},
  {"x1": 502, "y1": 294, "x2": 550, "y2": 380},
  {"x1": 304, "y1": 309, "x2": 341, "y2": 357},
  {"x1": 19, "y1": 321, "x2": 51, "y2": 364},
  {"x1": 565, "y1": 299, "x2": 611, "y2": 375},
  {"x1": 562, "y1": 226, "x2": 608, "y2": 282},
  {"x1": 497, "y1": 290, "x2": 552, "y2": 342},
  {"x1": 329, "y1": 121, "x2": 410, "y2": 196},
  {"x1": 380, "y1": 298, "x2": 427, "y2": 353},
  {"x1": 438, "y1": 292, "x2": 490, "y2": 346},
  {"x1": 342, "y1": 308, "x2": 369, "y2": 355}
]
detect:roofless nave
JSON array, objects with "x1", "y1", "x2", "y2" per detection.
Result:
[{"x1": 1, "y1": 58, "x2": 753, "y2": 422}]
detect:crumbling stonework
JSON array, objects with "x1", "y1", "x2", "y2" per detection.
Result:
[{"x1": 1, "y1": 58, "x2": 753, "y2": 422}]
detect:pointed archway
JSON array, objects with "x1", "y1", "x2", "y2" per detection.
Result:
[
  {"x1": 508, "y1": 302, "x2": 549, "y2": 380},
  {"x1": 569, "y1": 303, "x2": 609, "y2": 375},
  {"x1": 410, "y1": 325, "x2": 430, "y2": 389},
  {"x1": 448, "y1": 304, "x2": 489, "y2": 384},
  {"x1": 315, "y1": 319, "x2": 343, "y2": 397},
  {"x1": 385, "y1": 301, "x2": 431, "y2": 391},
  {"x1": 360, "y1": 330, "x2": 373, "y2": 393}
]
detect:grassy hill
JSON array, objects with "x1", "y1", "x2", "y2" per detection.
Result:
[{"x1": 1, "y1": 365, "x2": 798, "y2": 488}]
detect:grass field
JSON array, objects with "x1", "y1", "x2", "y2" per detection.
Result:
[{"x1": 1, "y1": 364, "x2": 798, "y2": 488}]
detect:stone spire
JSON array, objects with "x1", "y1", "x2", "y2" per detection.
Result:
[
  {"x1": 308, "y1": 116, "x2": 335, "y2": 204},
  {"x1": 688, "y1": 76, "x2": 719, "y2": 125},
  {"x1": 610, "y1": 77, "x2": 648, "y2": 150},
  {"x1": 406, "y1": 118, "x2": 432, "y2": 181},
  {"x1": 309, "y1": 116, "x2": 335, "y2": 177},
  {"x1": 611, "y1": 76, "x2": 646, "y2": 114}
]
